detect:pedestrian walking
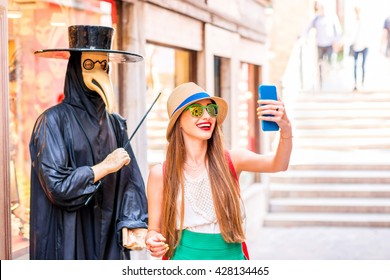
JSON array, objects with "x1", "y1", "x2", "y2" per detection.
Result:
[
  {"x1": 305, "y1": 1, "x2": 342, "y2": 64},
  {"x1": 381, "y1": 16, "x2": 390, "y2": 58},
  {"x1": 302, "y1": 1, "x2": 342, "y2": 88},
  {"x1": 350, "y1": 6, "x2": 370, "y2": 91}
]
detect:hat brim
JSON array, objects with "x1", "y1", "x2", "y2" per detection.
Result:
[
  {"x1": 166, "y1": 96, "x2": 228, "y2": 141},
  {"x1": 34, "y1": 49, "x2": 143, "y2": 63}
]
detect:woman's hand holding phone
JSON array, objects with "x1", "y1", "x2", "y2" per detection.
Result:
[{"x1": 257, "y1": 84, "x2": 292, "y2": 137}]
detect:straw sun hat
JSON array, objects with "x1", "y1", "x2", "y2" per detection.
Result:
[{"x1": 166, "y1": 82, "x2": 228, "y2": 140}]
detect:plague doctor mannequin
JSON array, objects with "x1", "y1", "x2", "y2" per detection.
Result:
[{"x1": 29, "y1": 25, "x2": 148, "y2": 259}]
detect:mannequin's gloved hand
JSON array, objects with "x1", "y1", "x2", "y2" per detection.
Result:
[{"x1": 122, "y1": 228, "x2": 147, "y2": 250}]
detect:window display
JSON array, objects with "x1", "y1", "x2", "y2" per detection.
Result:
[
  {"x1": 238, "y1": 62, "x2": 261, "y2": 152},
  {"x1": 8, "y1": 0, "x2": 114, "y2": 259}
]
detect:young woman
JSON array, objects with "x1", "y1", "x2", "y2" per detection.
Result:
[{"x1": 145, "y1": 82, "x2": 292, "y2": 260}]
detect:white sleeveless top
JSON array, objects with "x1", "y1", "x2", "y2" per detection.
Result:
[{"x1": 176, "y1": 169, "x2": 246, "y2": 233}]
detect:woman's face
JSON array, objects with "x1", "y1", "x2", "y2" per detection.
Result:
[{"x1": 179, "y1": 99, "x2": 217, "y2": 141}]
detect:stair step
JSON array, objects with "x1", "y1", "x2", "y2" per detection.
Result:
[
  {"x1": 293, "y1": 138, "x2": 390, "y2": 150},
  {"x1": 288, "y1": 149, "x2": 390, "y2": 166},
  {"x1": 270, "y1": 170, "x2": 390, "y2": 184},
  {"x1": 292, "y1": 110, "x2": 390, "y2": 120},
  {"x1": 270, "y1": 184, "x2": 390, "y2": 198},
  {"x1": 288, "y1": 164, "x2": 390, "y2": 171},
  {"x1": 290, "y1": 92, "x2": 390, "y2": 103},
  {"x1": 269, "y1": 198, "x2": 390, "y2": 213},
  {"x1": 295, "y1": 128, "x2": 390, "y2": 138},
  {"x1": 264, "y1": 213, "x2": 390, "y2": 227},
  {"x1": 293, "y1": 119, "x2": 390, "y2": 129}
]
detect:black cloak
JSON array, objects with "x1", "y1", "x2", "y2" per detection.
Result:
[{"x1": 29, "y1": 52, "x2": 148, "y2": 260}]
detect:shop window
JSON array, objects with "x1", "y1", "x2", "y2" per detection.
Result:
[
  {"x1": 8, "y1": 0, "x2": 115, "y2": 259},
  {"x1": 238, "y1": 62, "x2": 261, "y2": 152},
  {"x1": 214, "y1": 55, "x2": 231, "y2": 148},
  {"x1": 145, "y1": 44, "x2": 196, "y2": 165}
]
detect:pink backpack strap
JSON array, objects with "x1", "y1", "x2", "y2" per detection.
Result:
[{"x1": 224, "y1": 150, "x2": 238, "y2": 182}]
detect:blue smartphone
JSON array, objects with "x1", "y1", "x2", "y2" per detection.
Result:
[{"x1": 258, "y1": 84, "x2": 279, "y2": 131}]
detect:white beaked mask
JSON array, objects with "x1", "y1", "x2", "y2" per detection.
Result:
[{"x1": 81, "y1": 52, "x2": 114, "y2": 113}]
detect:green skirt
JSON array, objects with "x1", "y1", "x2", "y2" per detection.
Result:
[{"x1": 171, "y1": 229, "x2": 246, "y2": 260}]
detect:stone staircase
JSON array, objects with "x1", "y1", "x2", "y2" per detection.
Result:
[{"x1": 264, "y1": 92, "x2": 390, "y2": 227}]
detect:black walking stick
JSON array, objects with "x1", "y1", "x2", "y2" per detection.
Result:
[
  {"x1": 86, "y1": 92, "x2": 162, "y2": 206},
  {"x1": 124, "y1": 91, "x2": 162, "y2": 149}
]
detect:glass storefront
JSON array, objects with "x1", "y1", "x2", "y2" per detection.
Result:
[
  {"x1": 237, "y1": 63, "x2": 252, "y2": 149},
  {"x1": 8, "y1": 0, "x2": 115, "y2": 259},
  {"x1": 145, "y1": 43, "x2": 196, "y2": 165},
  {"x1": 238, "y1": 62, "x2": 261, "y2": 152}
]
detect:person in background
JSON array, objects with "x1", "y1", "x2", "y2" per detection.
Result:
[
  {"x1": 381, "y1": 16, "x2": 390, "y2": 58},
  {"x1": 144, "y1": 82, "x2": 293, "y2": 260},
  {"x1": 305, "y1": 1, "x2": 343, "y2": 64},
  {"x1": 350, "y1": 6, "x2": 370, "y2": 91},
  {"x1": 29, "y1": 25, "x2": 148, "y2": 260}
]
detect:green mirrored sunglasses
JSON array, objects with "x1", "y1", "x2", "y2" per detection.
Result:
[{"x1": 184, "y1": 103, "x2": 219, "y2": 118}]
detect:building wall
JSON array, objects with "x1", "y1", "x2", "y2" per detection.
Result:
[
  {"x1": 136, "y1": 0, "x2": 269, "y2": 153},
  {"x1": 118, "y1": 1, "x2": 149, "y2": 180},
  {"x1": 143, "y1": 3, "x2": 203, "y2": 51},
  {"x1": 268, "y1": 0, "x2": 314, "y2": 90}
]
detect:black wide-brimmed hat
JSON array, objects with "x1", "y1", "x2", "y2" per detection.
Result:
[{"x1": 34, "y1": 25, "x2": 143, "y2": 63}]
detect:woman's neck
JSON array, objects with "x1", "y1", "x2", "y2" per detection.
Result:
[{"x1": 184, "y1": 139, "x2": 207, "y2": 165}]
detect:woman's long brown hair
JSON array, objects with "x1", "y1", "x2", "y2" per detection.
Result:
[{"x1": 162, "y1": 119, "x2": 245, "y2": 259}]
